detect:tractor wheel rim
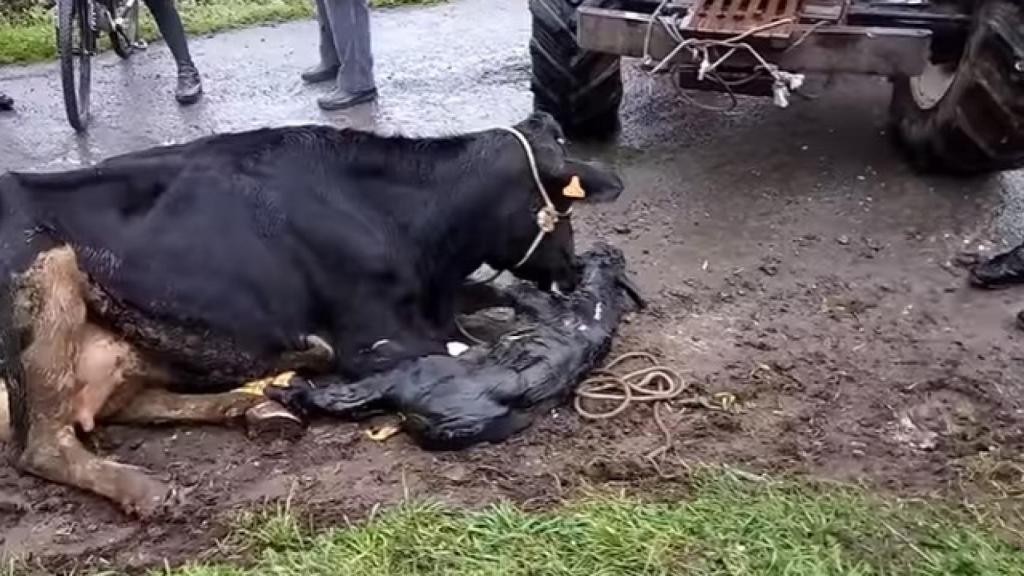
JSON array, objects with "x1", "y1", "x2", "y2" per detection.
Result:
[{"x1": 910, "y1": 62, "x2": 957, "y2": 110}]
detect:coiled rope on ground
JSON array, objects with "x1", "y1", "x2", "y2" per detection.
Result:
[
  {"x1": 574, "y1": 352, "x2": 727, "y2": 419},
  {"x1": 574, "y1": 352, "x2": 686, "y2": 420},
  {"x1": 575, "y1": 352, "x2": 732, "y2": 466}
]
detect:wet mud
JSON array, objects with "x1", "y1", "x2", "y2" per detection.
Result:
[{"x1": 2, "y1": 0, "x2": 1024, "y2": 570}]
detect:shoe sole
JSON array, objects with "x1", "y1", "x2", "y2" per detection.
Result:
[
  {"x1": 301, "y1": 66, "x2": 340, "y2": 84},
  {"x1": 318, "y1": 92, "x2": 377, "y2": 111},
  {"x1": 302, "y1": 74, "x2": 337, "y2": 84},
  {"x1": 176, "y1": 89, "x2": 203, "y2": 106}
]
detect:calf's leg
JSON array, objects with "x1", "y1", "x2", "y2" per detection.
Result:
[{"x1": 12, "y1": 247, "x2": 172, "y2": 516}]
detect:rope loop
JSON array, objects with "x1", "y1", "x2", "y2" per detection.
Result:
[
  {"x1": 537, "y1": 205, "x2": 559, "y2": 233},
  {"x1": 495, "y1": 126, "x2": 573, "y2": 270},
  {"x1": 574, "y1": 352, "x2": 688, "y2": 420}
]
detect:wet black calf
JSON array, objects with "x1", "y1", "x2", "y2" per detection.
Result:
[{"x1": 269, "y1": 243, "x2": 639, "y2": 450}]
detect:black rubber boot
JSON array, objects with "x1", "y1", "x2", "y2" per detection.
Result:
[
  {"x1": 970, "y1": 243, "x2": 1024, "y2": 288},
  {"x1": 301, "y1": 63, "x2": 339, "y2": 84},
  {"x1": 175, "y1": 64, "x2": 203, "y2": 106},
  {"x1": 0, "y1": 93, "x2": 12, "y2": 111},
  {"x1": 317, "y1": 87, "x2": 377, "y2": 111}
]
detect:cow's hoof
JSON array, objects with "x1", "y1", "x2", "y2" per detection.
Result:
[
  {"x1": 246, "y1": 400, "x2": 305, "y2": 441},
  {"x1": 303, "y1": 334, "x2": 335, "y2": 363},
  {"x1": 120, "y1": 475, "x2": 177, "y2": 519}
]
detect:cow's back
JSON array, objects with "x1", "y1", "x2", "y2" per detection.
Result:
[{"x1": 0, "y1": 125, "x2": 476, "y2": 381}]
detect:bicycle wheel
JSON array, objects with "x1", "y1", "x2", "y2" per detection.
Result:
[
  {"x1": 58, "y1": 0, "x2": 93, "y2": 132},
  {"x1": 111, "y1": 0, "x2": 140, "y2": 59}
]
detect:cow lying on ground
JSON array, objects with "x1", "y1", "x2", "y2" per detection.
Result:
[{"x1": 0, "y1": 112, "x2": 623, "y2": 515}]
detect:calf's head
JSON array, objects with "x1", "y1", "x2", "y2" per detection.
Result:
[{"x1": 488, "y1": 112, "x2": 623, "y2": 292}]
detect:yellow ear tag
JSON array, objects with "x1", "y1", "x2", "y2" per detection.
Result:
[{"x1": 562, "y1": 175, "x2": 586, "y2": 199}]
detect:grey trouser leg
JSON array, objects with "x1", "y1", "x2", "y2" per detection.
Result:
[
  {"x1": 315, "y1": 0, "x2": 338, "y2": 67},
  {"x1": 317, "y1": 0, "x2": 376, "y2": 92}
]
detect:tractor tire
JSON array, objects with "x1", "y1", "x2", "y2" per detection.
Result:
[
  {"x1": 529, "y1": 0, "x2": 623, "y2": 138},
  {"x1": 890, "y1": 0, "x2": 1024, "y2": 174}
]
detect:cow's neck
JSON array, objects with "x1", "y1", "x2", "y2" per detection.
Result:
[
  {"x1": 413, "y1": 187, "x2": 511, "y2": 321},
  {"x1": 325, "y1": 129, "x2": 528, "y2": 320},
  {"x1": 411, "y1": 162, "x2": 527, "y2": 321}
]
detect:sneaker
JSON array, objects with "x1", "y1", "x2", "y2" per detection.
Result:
[
  {"x1": 970, "y1": 244, "x2": 1024, "y2": 288},
  {"x1": 175, "y1": 65, "x2": 203, "y2": 106}
]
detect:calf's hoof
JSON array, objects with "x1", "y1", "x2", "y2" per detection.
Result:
[{"x1": 246, "y1": 400, "x2": 305, "y2": 442}]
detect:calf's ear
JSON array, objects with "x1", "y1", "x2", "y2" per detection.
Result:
[{"x1": 558, "y1": 159, "x2": 624, "y2": 204}]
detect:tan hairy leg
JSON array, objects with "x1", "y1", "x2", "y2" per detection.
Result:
[
  {"x1": 106, "y1": 387, "x2": 304, "y2": 440},
  {"x1": 14, "y1": 247, "x2": 172, "y2": 516}
]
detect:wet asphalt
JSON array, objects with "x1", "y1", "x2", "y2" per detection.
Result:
[{"x1": 0, "y1": 0, "x2": 1022, "y2": 259}]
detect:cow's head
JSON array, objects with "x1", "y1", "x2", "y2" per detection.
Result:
[{"x1": 488, "y1": 112, "x2": 623, "y2": 292}]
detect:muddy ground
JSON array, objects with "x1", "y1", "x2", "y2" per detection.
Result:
[{"x1": 2, "y1": 0, "x2": 1024, "y2": 570}]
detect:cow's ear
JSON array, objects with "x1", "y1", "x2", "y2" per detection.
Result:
[
  {"x1": 519, "y1": 112, "x2": 564, "y2": 140},
  {"x1": 559, "y1": 159, "x2": 624, "y2": 204}
]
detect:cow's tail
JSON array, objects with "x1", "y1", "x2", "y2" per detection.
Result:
[{"x1": 0, "y1": 275, "x2": 28, "y2": 452}]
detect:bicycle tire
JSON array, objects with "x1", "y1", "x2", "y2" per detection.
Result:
[
  {"x1": 111, "y1": 0, "x2": 140, "y2": 59},
  {"x1": 59, "y1": 0, "x2": 93, "y2": 132}
]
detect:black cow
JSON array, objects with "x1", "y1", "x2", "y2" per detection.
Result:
[{"x1": 0, "y1": 112, "x2": 623, "y2": 515}]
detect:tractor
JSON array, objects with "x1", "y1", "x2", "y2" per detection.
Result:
[{"x1": 528, "y1": 0, "x2": 1024, "y2": 173}]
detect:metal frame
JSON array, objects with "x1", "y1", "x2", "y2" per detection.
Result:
[{"x1": 577, "y1": 4, "x2": 945, "y2": 77}]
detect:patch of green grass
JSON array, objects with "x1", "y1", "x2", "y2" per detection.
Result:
[
  {"x1": 162, "y1": 471, "x2": 1024, "y2": 576},
  {"x1": 0, "y1": 0, "x2": 442, "y2": 66}
]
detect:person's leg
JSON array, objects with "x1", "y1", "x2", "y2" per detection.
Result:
[
  {"x1": 143, "y1": 0, "x2": 203, "y2": 105},
  {"x1": 301, "y1": 0, "x2": 341, "y2": 83},
  {"x1": 318, "y1": 0, "x2": 377, "y2": 111}
]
